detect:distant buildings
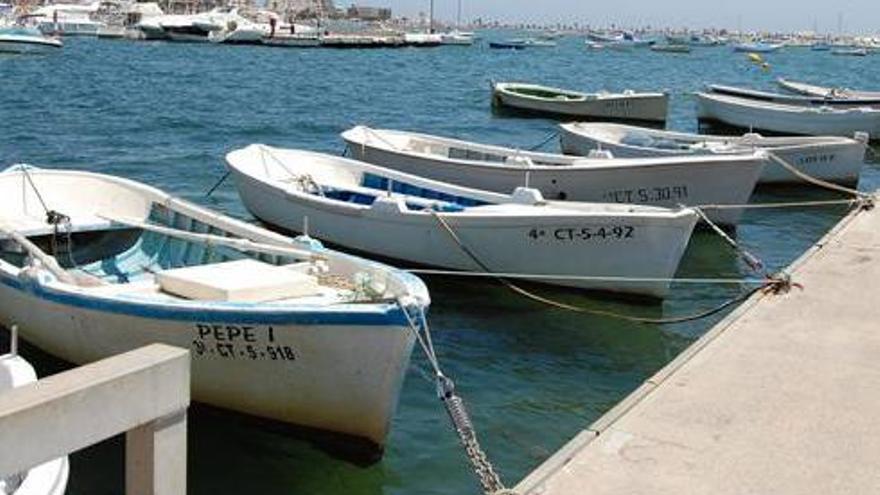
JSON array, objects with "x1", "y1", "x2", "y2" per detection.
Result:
[{"x1": 346, "y1": 4, "x2": 390, "y2": 21}]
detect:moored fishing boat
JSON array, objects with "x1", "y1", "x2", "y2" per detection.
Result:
[
  {"x1": 831, "y1": 47, "x2": 868, "y2": 56},
  {"x1": 491, "y1": 82, "x2": 668, "y2": 122},
  {"x1": 650, "y1": 43, "x2": 690, "y2": 53},
  {"x1": 226, "y1": 145, "x2": 698, "y2": 298},
  {"x1": 341, "y1": 126, "x2": 766, "y2": 226},
  {"x1": 559, "y1": 122, "x2": 867, "y2": 185},
  {"x1": 777, "y1": 78, "x2": 880, "y2": 99},
  {"x1": 0, "y1": 332, "x2": 69, "y2": 495},
  {"x1": 0, "y1": 164, "x2": 429, "y2": 452},
  {"x1": 696, "y1": 91, "x2": 880, "y2": 138},
  {"x1": 0, "y1": 26, "x2": 62, "y2": 54},
  {"x1": 707, "y1": 84, "x2": 880, "y2": 107}
]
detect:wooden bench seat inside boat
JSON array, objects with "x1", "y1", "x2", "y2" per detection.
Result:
[
  {"x1": 155, "y1": 259, "x2": 322, "y2": 302},
  {"x1": 0, "y1": 213, "x2": 123, "y2": 240}
]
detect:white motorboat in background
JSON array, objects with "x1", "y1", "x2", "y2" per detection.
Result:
[
  {"x1": 559, "y1": 122, "x2": 867, "y2": 185},
  {"x1": 342, "y1": 126, "x2": 766, "y2": 226},
  {"x1": 0, "y1": 26, "x2": 62, "y2": 54},
  {"x1": 0, "y1": 332, "x2": 69, "y2": 495},
  {"x1": 227, "y1": 145, "x2": 699, "y2": 299},
  {"x1": 492, "y1": 82, "x2": 669, "y2": 122},
  {"x1": 0, "y1": 164, "x2": 429, "y2": 451},
  {"x1": 696, "y1": 91, "x2": 880, "y2": 138},
  {"x1": 26, "y1": 2, "x2": 104, "y2": 36}
]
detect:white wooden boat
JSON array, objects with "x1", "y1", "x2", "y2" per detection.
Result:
[
  {"x1": 0, "y1": 165, "x2": 430, "y2": 451},
  {"x1": 492, "y1": 82, "x2": 669, "y2": 122},
  {"x1": 341, "y1": 126, "x2": 766, "y2": 226},
  {"x1": 832, "y1": 47, "x2": 868, "y2": 56},
  {"x1": 708, "y1": 84, "x2": 880, "y2": 107},
  {"x1": 732, "y1": 41, "x2": 783, "y2": 53},
  {"x1": 0, "y1": 27, "x2": 62, "y2": 54},
  {"x1": 696, "y1": 92, "x2": 880, "y2": 138},
  {"x1": 227, "y1": 145, "x2": 698, "y2": 299},
  {"x1": 777, "y1": 78, "x2": 880, "y2": 99},
  {"x1": 0, "y1": 337, "x2": 69, "y2": 495},
  {"x1": 559, "y1": 122, "x2": 867, "y2": 185}
]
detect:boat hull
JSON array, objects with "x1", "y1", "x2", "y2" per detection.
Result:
[
  {"x1": 697, "y1": 93, "x2": 880, "y2": 138},
  {"x1": 230, "y1": 169, "x2": 696, "y2": 298},
  {"x1": 559, "y1": 125, "x2": 866, "y2": 185},
  {"x1": 0, "y1": 38, "x2": 61, "y2": 54},
  {"x1": 344, "y1": 139, "x2": 763, "y2": 226},
  {"x1": 493, "y1": 86, "x2": 668, "y2": 122},
  {"x1": 0, "y1": 274, "x2": 416, "y2": 450}
]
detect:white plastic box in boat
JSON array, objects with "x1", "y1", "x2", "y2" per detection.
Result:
[
  {"x1": 0, "y1": 165, "x2": 429, "y2": 452},
  {"x1": 559, "y1": 122, "x2": 867, "y2": 185},
  {"x1": 696, "y1": 92, "x2": 880, "y2": 138},
  {"x1": 226, "y1": 145, "x2": 699, "y2": 299},
  {"x1": 341, "y1": 126, "x2": 766, "y2": 226},
  {"x1": 492, "y1": 82, "x2": 669, "y2": 122}
]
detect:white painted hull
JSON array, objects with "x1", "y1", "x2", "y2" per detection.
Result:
[
  {"x1": 342, "y1": 129, "x2": 765, "y2": 226},
  {"x1": 0, "y1": 38, "x2": 61, "y2": 54},
  {"x1": 0, "y1": 269, "x2": 415, "y2": 448},
  {"x1": 777, "y1": 78, "x2": 880, "y2": 99},
  {"x1": 493, "y1": 83, "x2": 668, "y2": 122},
  {"x1": 209, "y1": 28, "x2": 263, "y2": 44},
  {"x1": 227, "y1": 153, "x2": 697, "y2": 298},
  {"x1": 559, "y1": 123, "x2": 866, "y2": 184},
  {"x1": 697, "y1": 92, "x2": 880, "y2": 138}
]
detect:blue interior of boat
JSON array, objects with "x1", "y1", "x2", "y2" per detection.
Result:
[
  {"x1": 309, "y1": 173, "x2": 488, "y2": 212},
  {"x1": 0, "y1": 203, "x2": 294, "y2": 285}
]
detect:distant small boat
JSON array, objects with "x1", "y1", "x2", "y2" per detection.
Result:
[
  {"x1": 0, "y1": 165, "x2": 429, "y2": 450},
  {"x1": 559, "y1": 122, "x2": 867, "y2": 185},
  {"x1": 651, "y1": 43, "x2": 690, "y2": 53},
  {"x1": 341, "y1": 126, "x2": 766, "y2": 226},
  {"x1": 732, "y1": 41, "x2": 783, "y2": 53},
  {"x1": 491, "y1": 81, "x2": 669, "y2": 122},
  {"x1": 0, "y1": 336, "x2": 69, "y2": 495},
  {"x1": 489, "y1": 40, "x2": 526, "y2": 49},
  {"x1": 696, "y1": 91, "x2": 880, "y2": 138},
  {"x1": 439, "y1": 30, "x2": 474, "y2": 45},
  {"x1": 777, "y1": 78, "x2": 880, "y2": 99},
  {"x1": 0, "y1": 26, "x2": 62, "y2": 54},
  {"x1": 832, "y1": 47, "x2": 868, "y2": 57},
  {"x1": 811, "y1": 42, "x2": 831, "y2": 51},
  {"x1": 226, "y1": 145, "x2": 699, "y2": 298},
  {"x1": 584, "y1": 41, "x2": 605, "y2": 50}
]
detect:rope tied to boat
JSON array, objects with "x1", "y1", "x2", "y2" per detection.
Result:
[
  {"x1": 527, "y1": 130, "x2": 560, "y2": 151},
  {"x1": 397, "y1": 298, "x2": 510, "y2": 495},
  {"x1": 426, "y1": 209, "x2": 790, "y2": 325}
]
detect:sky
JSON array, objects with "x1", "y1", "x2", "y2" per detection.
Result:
[{"x1": 369, "y1": 0, "x2": 878, "y2": 33}]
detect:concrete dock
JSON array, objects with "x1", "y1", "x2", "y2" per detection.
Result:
[{"x1": 516, "y1": 201, "x2": 880, "y2": 495}]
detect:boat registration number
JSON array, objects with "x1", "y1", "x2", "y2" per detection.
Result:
[
  {"x1": 528, "y1": 226, "x2": 635, "y2": 241},
  {"x1": 192, "y1": 324, "x2": 296, "y2": 361},
  {"x1": 602, "y1": 185, "x2": 689, "y2": 204}
]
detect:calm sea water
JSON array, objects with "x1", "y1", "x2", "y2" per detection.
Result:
[{"x1": 1, "y1": 32, "x2": 878, "y2": 495}]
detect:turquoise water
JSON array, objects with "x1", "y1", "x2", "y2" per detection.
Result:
[{"x1": 2, "y1": 33, "x2": 878, "y2": 494}]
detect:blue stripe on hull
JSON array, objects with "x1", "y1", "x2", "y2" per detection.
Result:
[{"x1": 0, "y1": 274, "x2": 408, "y2": 326}]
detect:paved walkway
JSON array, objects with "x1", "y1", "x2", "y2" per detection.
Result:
[{"x1": 516, "y1": 202, "x2": 880, "y2": 495}]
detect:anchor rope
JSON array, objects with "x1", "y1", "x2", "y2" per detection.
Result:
[
  {"x1": 398, "y1": 299, "x2": 509, "y2": 495},
  {"x1": 426, "y1": 209, "x2": 794, "y2": 325},
  {"x1": 527, "y1": 130, "x2": 560, "y2": 151}
]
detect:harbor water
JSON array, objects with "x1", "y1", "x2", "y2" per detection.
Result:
[{"x1": 1, "y1": 33, "x2": 878, "y2": 494}]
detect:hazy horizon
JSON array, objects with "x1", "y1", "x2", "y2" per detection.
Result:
[{"x1": 368, "y1": 0, "x2": 878, "y2": 33}]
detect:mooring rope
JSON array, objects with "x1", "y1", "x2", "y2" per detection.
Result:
[
  {"x1": 426, "y1": 210, "x2": 790, "y2": 325},
  {"x1": 765, "y1": 151, "x2": 872, "y2": 199},
  {"x1": 527, "y1": 130, "x2": 560, "y2": 151}
]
